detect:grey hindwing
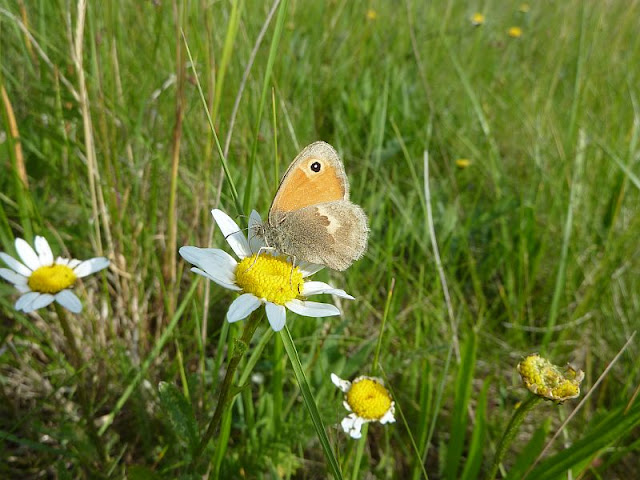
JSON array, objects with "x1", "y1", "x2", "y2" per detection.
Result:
[{"x1": 269, "y1": 201, "x2": 369, "y2": 270}]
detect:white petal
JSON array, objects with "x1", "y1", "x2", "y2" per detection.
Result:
[
  {"x1": 180, "y1": 246, "x2": 237, "y2": 282},
  {"x1": 379, "y1": 404, "x2": 396, "y2": 424},
  {"x1": 28, "y1": 293, "x2": 55, "y2": 311},
  {"x1": 298, "y1": 262, "x2": 325, "y2": 277},
  {"x1": 211, "y1": 209, "x2": 252, "y2": 259},
  {"x1": 286, "y1": 299, "x2": 340, "y2": 318},
  {"x1": 73, "y1": 257, "x2": 110, "y2": 278},
  {"x1": 249, "y1": 210, "x2": 263, "y2": 224},
  {"x1": 60, "y1": 257, "x2": 83, "y2": 269},
  {"x1": 0, "y1": 268, "x2": 28, "y2": 287},
  {"x1": 227, "y1": 293, "x2": 262, "y2": 323},
  {"x1": 55, "y1": 290, "x2": 83, "y2": 313},
  {"x1": 15, "y1": 238, "x2": 41, "y2": 271},
  {"x1": 68, "y1": 258, "x2": 82, "y2": 269},
  {"x1": 191, "y1": 267, "x2": 242, "y2": 291},
  {"x1": 15, "y1": 292, "x2": 40, "y2": 311},
  {"x1": 265, "y1": 302, "x2": 286, "y2": 331},
  {"x1": 341, "y1": 414, "x2": 365, "y2": 439},
  {"x1": 302, "y1": 281, "x2": 354, "y2": 299},
  {"x1": 248, "y1": 210, "x2": 266, "y2": 254},
  {"x1": 331, "y1": 373, "x2": 351, "y2": 392},
  {"x1": 343, "y1": 400, "x2": 353, "y2": 412},
  {"x1": 34, "y1": 236, "x2": 54, "y2": 266},
  {"x1": 15, "y1": 284, "x2": 31, "y2": 293},
  {"x1": 0, "y1": 252, "x2": 32, "y2": 276}
]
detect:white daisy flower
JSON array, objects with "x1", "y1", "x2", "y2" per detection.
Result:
[
  {"x1": 179, "y1": 209, "x2": 354, "y2": 332},
  {"x1": 331, "y1": 373, "x2": 396, "y2": 439},
  {"x1": 0, "y1": 236, "x2": 109, "y2": 314}
]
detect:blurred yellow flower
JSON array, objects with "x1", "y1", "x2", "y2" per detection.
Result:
[
  {"x1": 519, "y1": 3, "x2": 530, "y2": 13},
  {"x1": 508, "y1": 26, "x2": 523, "y2": 38},
  {"x1": 470, "y1": 13, "x2": 485, "y2": 26},
  {"x1": 456, "y1": 158, "x2": 472, "y2": 168},
  {"x1": 366, "y1": 9, "x2": 377, "y2": 21}
]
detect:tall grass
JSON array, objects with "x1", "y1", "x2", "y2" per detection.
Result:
[{"x1": 1, "y1": 0, "x2": 639, "y2": 478}]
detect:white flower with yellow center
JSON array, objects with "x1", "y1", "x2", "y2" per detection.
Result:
[
  {"x1": 0, "y1": 236, "x2": 109, "y2": 313},
  {"x1": 179, "y1": 209, "x2": 354, "y2": 332},
  {"x1": 331, "y1": 373, "x2": 396, "y2": 439}
]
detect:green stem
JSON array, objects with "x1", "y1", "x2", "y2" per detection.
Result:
[
  {"x1": 351, "y1": 424, "x2": 368, "y2": 480},
  {"x1": 54, "y1": 303, "x2": 107, "y2": 466},
  {"x1": 486, "y1": 395, "x2": 543, "y2": 480},
  {"x1": 191, "y1": 313, "x2": 262, "y2": 465}
]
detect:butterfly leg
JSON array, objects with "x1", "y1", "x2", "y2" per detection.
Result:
[
  {"x1": 287, "y1": 255, "x2": 301, "y2": 294},
  {"x1": 240, "y1": 245, "x2": 277, "y2": 273}
]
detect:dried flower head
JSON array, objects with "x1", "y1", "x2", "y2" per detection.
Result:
[{"x1": 517, "y1": 354, "x2": 585, "y2": 402}]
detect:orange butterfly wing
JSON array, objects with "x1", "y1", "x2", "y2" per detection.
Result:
[{"x1": 269, "y1": 142, "x2": 349, "y2": 214}]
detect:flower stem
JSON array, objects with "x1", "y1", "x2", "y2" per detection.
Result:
[
  {"x1": 54, "y1": 303, "x2": 107, "y2": 466},
  {"x1": 485, "y1": 395, "x2": 543, "y2": 480},
  {"x1": 191, "y1": 313, "x2": 262, "y2": 466}
]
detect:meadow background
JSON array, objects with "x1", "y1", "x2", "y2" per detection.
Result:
[{"x1": 1, "y1": 0, "x2": 640, "y2": 478}]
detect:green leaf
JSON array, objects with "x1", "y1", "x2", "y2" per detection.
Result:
[{"x1": 158, "y1": 381, "x2": 198, "y2": 456}]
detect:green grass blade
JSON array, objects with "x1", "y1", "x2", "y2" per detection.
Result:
[
  {"x1": 211, "y1": 0, "x2": 244, "y2": 123},
  {"x1": 460, "y1": 378, "x2": 489, "y2": 480},
  {"x1": 542, "y1": 129, "x2": 586, "y2": 349},
  {"x1": 525, "y1": 400, "x2": 640, "y2": 480},
  {"x1": 444, "y1": 332, "x2": 477, "y2": 480},
  {"x1": 182, "y1": 31, "x2": 242, "y2": 216},
  {"x1": 505, "y1": 420, "x2": 551, "y2": 480},
  {"x1": 280, "y1": 325, "x2": 343, "y2": 480},
  {"x1": 243, "y1": 0, "x2": 288, "y2": 212}
]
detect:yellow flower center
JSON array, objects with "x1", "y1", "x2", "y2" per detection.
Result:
[
  {"x1": 346, "y1": 378, "x2": 392, "y2": 420},
  {"x1": 235, "y1": 254, "x2": 304, "y2": 306},
  {"x1": 28, "y1": 264, "x2": 77, "y2": 294},
  {"x1": 517, "y1": 354, "x2": 584, "y2": 402}
]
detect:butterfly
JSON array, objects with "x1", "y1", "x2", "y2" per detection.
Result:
[{"x1": 255, "y1": 141, "x2": 369, "y2": 271}]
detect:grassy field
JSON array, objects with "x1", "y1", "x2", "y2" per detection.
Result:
[{"x1": 1, "y1": 0, "x2": 640, "y2": 478}]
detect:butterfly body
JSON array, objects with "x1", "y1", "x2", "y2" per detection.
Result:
[{"x1": 258, "y1": 142, "x2": 369, "y2": 271}]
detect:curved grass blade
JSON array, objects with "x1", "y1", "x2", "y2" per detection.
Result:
[{"x1": 280, "y1": 325, "x2": 343, "y2": 480}]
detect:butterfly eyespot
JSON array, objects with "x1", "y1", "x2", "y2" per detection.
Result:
[{"x1": 310, "y1": 161, "x2": 321, "y2": 173}]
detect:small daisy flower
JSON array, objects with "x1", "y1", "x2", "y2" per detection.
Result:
[
  {"x1": 517, "y1": 353, "x2": 585, "y2": 402},
  {"x1": 0, "y1": 236, "x2": 109, "y2": 313},
  {"x1": 508, "y1": 26, "x2": 523, "y2": 38},
  {"x1": 331, "y1": 373, "x2": 395, "y2": 439},
  {"x1": 179, "y1": 209, "x2": 354, "y2": 332},
  {"x1": 470, "y1": 12, "x2": 485, "y2": 27}
]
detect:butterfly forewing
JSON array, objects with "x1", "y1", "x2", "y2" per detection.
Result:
[{"x1": 269, "y1": 142, "x2": 349, "y2": 216}]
